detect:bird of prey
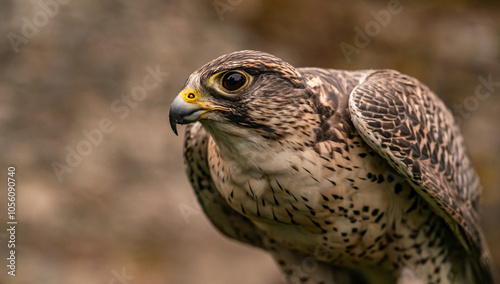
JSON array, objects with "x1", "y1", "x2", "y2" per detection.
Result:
[{"x1": 169, "y1": 50, "x2": 493, "y2": 284}]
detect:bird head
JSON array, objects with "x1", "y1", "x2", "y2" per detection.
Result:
[{"x1": 169, "y1": 50, "x2": 322, "y2": 145}]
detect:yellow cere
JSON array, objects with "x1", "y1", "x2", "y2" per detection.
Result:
[
  {"x1": 179, "y1": 87, "x2": 231, "y2": 114},
  {"x1": 181, "y1": 88, "x2": 199, "y2": 103}
]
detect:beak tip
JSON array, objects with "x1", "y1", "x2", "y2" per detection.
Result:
[{"x1": 169, "y1": 115, "x2": 179, "y2": 136}]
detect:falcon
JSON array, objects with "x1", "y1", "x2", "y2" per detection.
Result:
[{"x1": 169, "y1": 50, "x2": 493, "y2": 284}]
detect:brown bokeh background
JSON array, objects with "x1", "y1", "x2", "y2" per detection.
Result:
[{"x1": 1, "y1": 1, "x2": 499, "y2": 283}]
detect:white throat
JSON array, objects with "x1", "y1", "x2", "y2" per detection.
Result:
[{"x1": 201, "y1": 120, "x2": 303, "y2": 176}]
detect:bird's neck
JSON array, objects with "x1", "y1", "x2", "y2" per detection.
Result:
[{"x1": 201, "y1": 120, "x2": 315, "y2": 175}]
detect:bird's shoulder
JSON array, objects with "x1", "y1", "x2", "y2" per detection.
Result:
[
  {"x1": 347, "y1": 69, "x2": 492, "y2": 283},
  {"x1": 297, "y1": 67, "x2": 369, "y2": 144}
]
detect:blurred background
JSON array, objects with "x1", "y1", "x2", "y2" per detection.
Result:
[{"x1": 1, "y1": 0, "x2": 499, "y2": 283}]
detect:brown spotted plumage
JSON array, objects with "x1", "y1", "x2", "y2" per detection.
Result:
[{"x1": 169, "y1": 50, "x2": 494, "y2": 284}]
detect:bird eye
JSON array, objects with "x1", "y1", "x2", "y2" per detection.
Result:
[{"x1": 221, "y1": 71, "x2": 247, "y2": 92}]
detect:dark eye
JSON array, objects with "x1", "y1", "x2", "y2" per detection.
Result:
[{"x1": 221, "y1": 71, "x2": 247, "y2": 92}]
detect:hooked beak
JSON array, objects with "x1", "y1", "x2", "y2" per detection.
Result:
[
  {"x1": 169, "y1": 89, "x2": 230, "y2": 135},
  {"x1": 169, "y1": 95, "x2": 205, "y2": 135}
]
